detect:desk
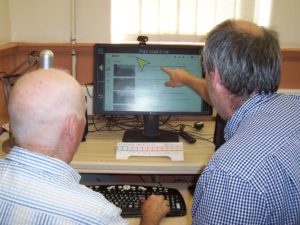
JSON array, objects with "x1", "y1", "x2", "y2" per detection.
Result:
[
  {"x1": 0, "y1": 121, "x2": 215, "y2": 225},
  {"x1": 0, "y1": 122, "x2": 215, "y2": 172},
  {"x1": 71, "y1": 121, "x2": 215, "y2": 174},
  {"x1": 0, "y1": 121, "x2": 215, "y2": 174}
]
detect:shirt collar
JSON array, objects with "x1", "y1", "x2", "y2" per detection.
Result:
[
  {"x1": 4, "y1": 146, "x2": 81, "y2": 183},
  {"x1": 224, "y1": 93, "x2": 276, "y2": 141}
]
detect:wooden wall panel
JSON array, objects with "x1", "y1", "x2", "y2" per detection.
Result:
[
  {"x1": 12, "y1": 43, "x2": 300, "y2": 88},
  {"x1": 281, "y1": 49, "x2": 300, "y2": 89},
  {"x1": 0, "y1": 43, "x2": 18, "y2": 126},
  {"x1": 73, "y1": 44, "x2": 94, "y2": 85},
  {"x1": 16, "y1": 43, "x2": 72, "y2": 74},
  {"x1": 1, "y1": 43, "x2": 300, "y2": 127},
  {"x1": 16, "y1": 43, "x2": 94, "y2": 85}
]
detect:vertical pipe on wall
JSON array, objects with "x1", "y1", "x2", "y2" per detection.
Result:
[{"x1": 71, "y1": 0, "x2": 77, "y2": 79}]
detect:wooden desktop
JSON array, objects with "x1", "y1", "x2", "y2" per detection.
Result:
[
  {"x1": 71, "y1": 121, "x2": 215, "y2": 174},
  {"x1": 0, "y1": 120, "x2": 216, "y2": 225}
]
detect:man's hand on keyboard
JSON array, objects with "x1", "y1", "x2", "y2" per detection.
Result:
[{"x1": 140, "y1": 195, "x2": 170, "y2": 225}]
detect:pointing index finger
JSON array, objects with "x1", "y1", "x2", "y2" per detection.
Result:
[{"x1": 160, "y1": 66, "x2": 172, "y2": 75}]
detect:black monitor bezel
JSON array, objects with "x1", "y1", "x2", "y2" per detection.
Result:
[{"x1": 93, "y1": 43, "x2": 212, "y2": 117}]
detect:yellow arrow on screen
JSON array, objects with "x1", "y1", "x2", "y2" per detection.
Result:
[{"x1": 136, "y1": 57, "x2": 150, "y2": 71}]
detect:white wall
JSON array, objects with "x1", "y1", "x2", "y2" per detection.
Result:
[
  {"x1": 76, "y1": 0, "x2": 110, "y2": 42},
  {"x1": 9, "y1": 0, "x2": 71, "y2": 42},
  {"x1": 2, "y1": 0, "x2": 300, "y2": 47},
  {"x1": 0, "y1": 0, "x2": 11, "y2": 45},
  {"x1": 270, "y1": 0, "x2": 300, "y2": 47},
  {"x1": 9, "y1": 0, "x2": 111, "y2": 43}
]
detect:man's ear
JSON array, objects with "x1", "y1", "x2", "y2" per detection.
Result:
[
  {"x1": 211, "y1": 68, "x2": 224, "y2": 91},
  {"x1": 61, "y1": 114, "x2": 82, "y2": 163},
  {"x1": 64, "y1": 114, "x2": 78, "y2": 145}
]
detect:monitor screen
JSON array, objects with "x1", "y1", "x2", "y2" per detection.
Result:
[{"x1": 93, "y1": 44, "x2": 212, "y2": 142}]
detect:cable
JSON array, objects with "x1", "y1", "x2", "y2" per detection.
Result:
[
  {"x1": 88, "y1": 115, "x2": 143, "y2": 132},
  {"x1": 159, "y1": 115, "x2": 172, "y2": 126},
  {"x1": 88, "y1": 116, "x2": 214, "y2": 144},
  {"x1": 84, "y1": 83, "x2": 93, "y2": 98},
  {"x1": 137, "y1": 175, "x2": 147, "y2": 183},
  {"x1": 165, "y1": 121, "x2": 214, "y2": 144}
]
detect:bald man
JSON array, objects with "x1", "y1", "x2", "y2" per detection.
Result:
[
  {"x1": 162, "y1": 20, "x2": 300, "y2": 224},
  {"x1": 0, "y1": 69, "x2": 169, "y2": 225}
]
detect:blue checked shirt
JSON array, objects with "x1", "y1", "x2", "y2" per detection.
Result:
[
  {"x1": 192, "y1": 93, "x2": 300, "y2": 225},
  {"x1": 0, "y1": 147, "x2": 128, "y2": 225}
]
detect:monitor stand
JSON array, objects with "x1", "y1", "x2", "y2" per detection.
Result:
[
  {"x1": 122, "y1": 115, "x2": 179, "y2": 142},
  {"x1": 213, "y1": 114, "x2": 227, "y2": 150}
]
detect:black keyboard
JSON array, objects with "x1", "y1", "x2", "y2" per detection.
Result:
[{"x1": 87, "y1": 184, "x2": 187, "y2": 217}]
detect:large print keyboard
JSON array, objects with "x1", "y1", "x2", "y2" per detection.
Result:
[
  {"x1": 87, "y1": 184, "x2": 187, "y2": 217},
  {"x1": 116, "y1": 142, "x2": 184, "y2": 161}
]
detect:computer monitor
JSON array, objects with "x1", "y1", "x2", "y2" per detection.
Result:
[{"x1": 93, "y1": 43, "x2": 212, "y2": 142}]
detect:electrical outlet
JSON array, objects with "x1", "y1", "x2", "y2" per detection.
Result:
[{"x1": 82, "y1": 85, "x2": 93, "y2": 115}]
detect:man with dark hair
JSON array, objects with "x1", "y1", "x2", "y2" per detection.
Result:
[{"x1": 162, "y1": 19, "x2": 300, "y2": 224}]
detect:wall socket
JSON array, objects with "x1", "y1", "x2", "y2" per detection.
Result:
[{"x1": 82, "y1": 85, "x2": 93, "y2": 115}]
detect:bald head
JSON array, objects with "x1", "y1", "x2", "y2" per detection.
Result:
[
  {"x1": 232, "y1": 20, "x2": 264, "y2": 36},
  {"x1": 8, "y1": 69, "x2": 86, "y2": 155}
]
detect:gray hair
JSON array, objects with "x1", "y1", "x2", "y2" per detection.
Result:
[{"x1": 203, "y1": 19, "x2": 281, "y2": 96}]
